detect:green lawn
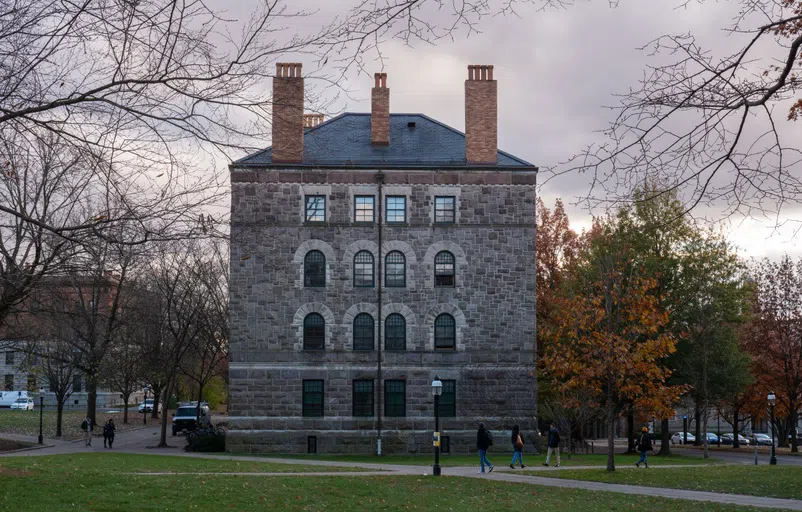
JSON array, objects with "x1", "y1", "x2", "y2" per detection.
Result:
[
  {"x1": 0, "y1": 454, "x2": 762, "y2": 511},
  {"x1": 0, "y1": 409, "x2": 147, "y2": 440},
  {"x1": 533, "y1": 464, "x2": 802, "y2": 500},
  {"x1": 246, "y1": 452, "x2": 714, "y2": 467}
]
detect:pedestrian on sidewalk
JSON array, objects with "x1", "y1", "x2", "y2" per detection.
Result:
[
  {"x1": 476, "y1": 422, "x2": 494, "y2": 474},
  {"x1": 543, "y1": 423, "x2": 561, "y2": 467},
  {"x1": 81, "y1": 417, "x2": 93, "y2": 446},
  {"x1": 103, "y1": 419, "x2": 116, "y2": 449},
  {"x1": 510, "y1": 425, "x2": 526, "y2": 468},
  {"x1": 635, "y1": 426, "x2": 653, "y2": 468}
]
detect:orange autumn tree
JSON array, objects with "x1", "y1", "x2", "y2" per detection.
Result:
[{"x1": 541, "y1": 220, "x2": 683, "y2": 472}]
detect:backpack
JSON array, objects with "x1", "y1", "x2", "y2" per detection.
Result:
[
  {"x1": 515, "y1": 434, "x2": 524, "y2": 450},
  {"x1": 81, "y1": 420, "x2": 88, "y2": 431},
  {"x1": 487, "y1": 430, "x2": 494, "y2": 446}
]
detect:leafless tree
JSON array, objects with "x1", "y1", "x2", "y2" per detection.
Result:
[
  {"x1": 19, "y1": 340, "x2": 80, "y2": 437},
  {"x1": 101, "y1": 324, "x2": 147, "y2": 424},
  {"x1": 554, "y1": 0, "x2": 802, "y2": 225}
]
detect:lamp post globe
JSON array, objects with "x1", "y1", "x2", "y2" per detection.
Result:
[
  {"x1": 768, "y1": 392, "x2": 777, "y2": 465},
  {"x1": 431, "y1": 376, "x2": 442, "y2": 477},
  {"x1": 38, "y1": 387, "x2": 45, "y2": 445}
]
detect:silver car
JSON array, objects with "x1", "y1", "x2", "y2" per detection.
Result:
[{"x1": 671, "y1": 432, "x2": 696, "y2": 444}]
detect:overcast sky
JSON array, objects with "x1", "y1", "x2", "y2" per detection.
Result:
[{"x1": 222, "y1": 0, "x2": 802, "y2": 260}]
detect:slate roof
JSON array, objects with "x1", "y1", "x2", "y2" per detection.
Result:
[{"x1": 232, "y1": 113, "x2": 535, "y2": 170}]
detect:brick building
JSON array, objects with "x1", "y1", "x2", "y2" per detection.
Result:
[{"x1": 228, "y1": 64, "x2": 537, "y2": 454}]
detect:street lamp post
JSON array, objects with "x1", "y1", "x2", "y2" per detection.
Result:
[
  {"x1": 768, "y1": 392, "x2": 777, "y2": 465},
  {"x1": 38, "y1": 387, "x2": 45, "y2": 444},
  {"x1": 683, "y1": 415, "x2": 688, "y2": 445},
  {"x1": 431, "y1": 376, "x2": 442, "y2": 477},
  {"x1": 142, "y1": 386, "x2": 149, "y2": 426}
]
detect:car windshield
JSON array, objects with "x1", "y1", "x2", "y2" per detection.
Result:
[
  {"x1": 14, "y1": 399, "x2": 26, "y2": 403},
  {"x1": 144, "y1": 399, "x2": 153, "y2": 404},
  {"x1": 176, "y1": 407, "x2": 196, "y2": 416}
]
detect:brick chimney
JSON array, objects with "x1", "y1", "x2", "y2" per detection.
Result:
[
  {"x1": 272, "y1": 63, "x2": 304, "y2": 163},
  {"x1": 465, "y1": 65, "x2": 497, "y2": 165},
  {"x1": 371, "y1": 73, "x2": 389, "y2": 145}
]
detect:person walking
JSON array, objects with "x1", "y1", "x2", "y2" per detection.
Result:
[
  {"x1": 635, "y1": 426, "x2": 653, "y2": 468},
  {"x1": 103, "y1": 419, "x2": 116, "y2": 449},
  {"x1": 476, "y1": 423, "x2": 495, "y2": 474},
  {"x1": 509, "y1": 425, "x2": 526, "y2": 468},
  {"x1": 81, "y1": 416, "x2": 93, "y2": 446},
  {"x1": 543, "y1": 423, "x2": 561, "y2": 467}
]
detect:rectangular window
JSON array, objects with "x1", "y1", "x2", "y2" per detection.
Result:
[
  {"x1": 434, "y1": 196, "x2": 456, "y2": 223},
  {"x1": 5, "y1": 351, "x2": 13, "y2": 365},
  {"x1": 27, "y1": 375, "x2": 37, "y2": 392},
  {"x1": 4, "y1": 374, "x2": 13, "y2": 391},
  {"x1": 305, "y1": 195, "x2": 326, "y2": 223},
  {"x1": 354, "y1": 195, "x2": 375, "y2": 223},
  {"x1": 385, "y1": 196, "x2": 406, "y2": 224},
  {"x1": 72, "y1": 375, "x2": 82, "y2": 393},
  {"x1": 385, "y1": 380, "x2": 406, "y2": 417},
  {"x1": 438, "y1": 380, "x2": 456, "y2": 417},
  {"x1": 302, "y1": 379, "x2": 324, "y2": 417},
  {"x1": 352, "y1": 379, "x2": 374, "y2": 417}
]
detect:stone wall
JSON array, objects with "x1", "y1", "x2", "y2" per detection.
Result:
[{"x1": 228, "y1": 169, "x2": 537, "y2": 453}]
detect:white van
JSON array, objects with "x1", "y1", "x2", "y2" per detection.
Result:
[{"x1": 0, "y1": 391, "x2": 33, "y2": 408}]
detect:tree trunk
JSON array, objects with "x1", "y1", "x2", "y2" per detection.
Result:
[
  {"x1": 196, "y1": 382, "x2": 204, "y2": 424},
  {"x1": 732, "y1": 408, "x2": 740, "y2": 448},
  {"x1": 86, "y1": 374, "x2": 98, "y2": 426},
  {"x1": 151, "y1": 388, "x2": 161, "y2": 419},
  {"x1": 157, "y1": 378, "x2": 174, "y2": 448},
  {"x1": 791, "y1": 408, "x2": 799, "y2": 453},
  {"x1": 56, "y1": 401, "x2": 64, "y2": 437},
  {"x1": 702, "y1": 408, "x2": 709, "y2": 459},
  {"x1": 626, "y1": 412, "x2": 636, "y2": 454},
  {"x1": 607, "y1": 406, "x2": 616, "y2": 472},
  {"x1": 693, "y1": 400, "x2": 702, "y2": 446},
  {"x1": 122, "y1": 392, "x2": 131, "y2": 424},
  {"x1": 659, "y1": 418, "x2": 671, "y2": 455}
]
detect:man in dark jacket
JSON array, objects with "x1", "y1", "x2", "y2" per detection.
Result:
[
  {"x1": 476, "y1": 423, "x2": 494, "y2": 474},
  {"x1": 543, "y1": 423, "x2": 561, "y2": 467},
  {"x1": 635, "y1": 426, "x2": 653, "y2": 468}
]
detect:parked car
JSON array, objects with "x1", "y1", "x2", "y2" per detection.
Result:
[
  {"x1": 171, "y1": 402, "x2": 212, "y2": 436},
  {"x1": 752, "y1": 433, "x2": 775, "y2": 446},
  {"x1": 671, "y1": 432, "x2": 696, "y2": 445},
  {"x1": 719, "y1": 433, "x2": 750, "y2": 446},
  {"x1": 704, "y1": 432, "x2": 719, "y2": 444},
  {"x1": 138, "y1": 399, "x2": 162, "y2": 414},
  {"x1": 9, "y1": 398, "x2": 34, "y2": 411}
]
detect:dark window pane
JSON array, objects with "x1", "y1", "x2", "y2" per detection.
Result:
[
  {"x1": 352, "y1": 379, "x2": 374, "y2": 417},
  {"x1": 303, "y1": 313, "x2": 325, "y2": 350},
  {"x1": 304, "y1": 251, "x2": 326, "y2": 287},
  {"x1": 438, "y1": 380, "x2": 456, "y2": 417},
  {"x1": 385, "y1": 251, "x2": 406, "y2": 288},
  {"x1": 385, "y1": 380, "x2": 406, "y2": 417},
  {"x1": 72, "y1": 374, "x2": 82, "y2": 393},
  {"x1": 434, "y1": 314, "x2": 456, "y2": 349},
  {"x1": 434, "y1": 251, "x2": 455, "y2": 287},
  {"x1": 386, "y1": 196, "x2": 406, "y2": 223},
  {"x1": 385, "y1": 314, "x2": 406, "y2": 351},
  {"x1": 305, "y1": 195, "x2": 326, "y2": 222},
  {"x1": 354, "y1": 251, "x2": 375, "y2": 287},
  {"x1": 303, "y1": 380, "x2": 324, "y2": 417},
  {"x1": 353, "y1": 313, "x2": 375, "y2": 351},
  {"x1": 4, "y1": 374, "x2": 13, "y2": 391},
  {"x1": 435, "y1": 196, "x2": 456, "y2": 223},
  {"x1": 5, "y1": 351, "x2": 13, "y2": 365},
  {"x1": 354, "y1": 196, "x2": 375, "y2": 223}
]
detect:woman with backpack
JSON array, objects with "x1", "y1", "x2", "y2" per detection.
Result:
[
  {"x1": 509, "y1": 425, "x2": 526, "y2": 468},
  {"x1": 635, "y1": 426, "x2": 653, "y2": 468},
  {"x1": 476, "y1": 423, "x2": 494, "y2": 474}
]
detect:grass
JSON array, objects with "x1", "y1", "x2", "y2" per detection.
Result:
[
  {"x1": 0, "y1": 453, "x2": 763, "y2": 511},
  {"x1": 0, "y1": 409, "x2": 149, "y2": 440},
  {"x1": 242, "y1": 451, "x2": 715, "y2": 467},
  {"x1": 532, "y1": 464, "x2": 802, "y2": 500}
]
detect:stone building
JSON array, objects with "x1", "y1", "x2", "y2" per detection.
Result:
[{"x1": 228, "y1": 64, "x2": 538, "y2": 454}]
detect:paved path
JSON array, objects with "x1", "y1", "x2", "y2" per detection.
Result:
[{"x1": 3, "y1": 429, "x2": 802, "y2": 510}]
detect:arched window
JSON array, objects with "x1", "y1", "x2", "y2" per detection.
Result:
[
  {"x1": 353, "y1": 313, "x2": 375, "y2": 351},
  {"x1": 304, "y1": 250, "x2": 326, "y2": 287},
  {"x1": 354, "y1": 251, "x2": 375, "y2": 287},
  {"x1": 303, "y1": 313, "x2": 325, "y2": 350},
  {"x1": 434, "y1": 251, "x2": 455, "y2": 287},
  {"x1": 385, "y1": 314, "x2": 406, "y2": 351},
  {"x1": 434, "y1": 313, "x2": 456, "y2": 349},
  {"x1": 385, "y1": 251, "x2": 406, "y2": 288}
]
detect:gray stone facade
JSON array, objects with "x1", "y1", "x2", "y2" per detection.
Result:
[{"x1": 228, "y1": 169, "x2": 537, "y2": 454}]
